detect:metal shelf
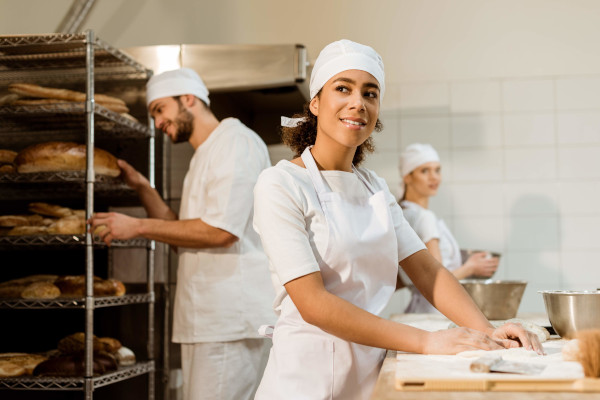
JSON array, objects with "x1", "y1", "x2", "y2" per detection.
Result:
[
  {"x1": 0, "y1": 361, "x2": 155, "y2": 391},
  {"x1": 0, "y1": 235, "x2": 148, "y2": 249},
  {"x1": 0, "y1": 34, "x2": 151, "y2": 82},
  {"x1": 0, "y1": 102, "x2": 149, "y2": 138},
  {"x1": 0, "y1": 293, "x2": 153, "y2": 310}
]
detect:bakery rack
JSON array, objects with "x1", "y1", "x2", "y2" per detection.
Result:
[{"x1": 0, "y1": 31, "x2": 159, "y2": 400}]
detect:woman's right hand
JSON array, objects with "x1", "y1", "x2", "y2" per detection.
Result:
[
  {"x1": 422, "y1": 327, "x2": 504, "y2": 355},
  {"x1": 464, "y1": 252, "x2": 499, "y2": 278}
]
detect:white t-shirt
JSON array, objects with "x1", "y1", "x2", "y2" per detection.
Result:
[
  {"x1": 173, "y1": 118, "x2": 276, "y2": 343},
  {"x1": 253, "y1": 160, "x2": 426, "y2": 313}
]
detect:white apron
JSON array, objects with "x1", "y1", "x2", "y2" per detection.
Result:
[
  {"x1": 405, "y1": 217, "x2": 461, "y2": 314},
  {"x1": 255, "y1": 147, "x2": 399, "y2": 400}
]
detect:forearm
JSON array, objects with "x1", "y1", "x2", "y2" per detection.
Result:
[
  {"x1": 451, "y1": 264, "x2": 473, "y2": 280},
  {"x1": 135, "y1": 184, "x2": 177, "y2": 220},
  {"x1": 304, "y1": 287, "x2": 430, "y2": 353},
  {"x1": 137, "y1": 218, "x2": 237, "y2": 248},
  {"x1": 404, "y1": 251, "x2": 493, "y2": 334}
]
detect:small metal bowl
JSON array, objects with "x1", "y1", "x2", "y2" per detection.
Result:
[
  {"x1": 539, "y1": 290, "x2": 600, "y2": 338},
  {"x1": 461, "y1": 280, "x2": 527, "y2": 320}
]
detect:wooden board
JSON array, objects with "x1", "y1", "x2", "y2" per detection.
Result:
[{"x1": 395, "y1": 346, "x2": 600, "y2": 392}]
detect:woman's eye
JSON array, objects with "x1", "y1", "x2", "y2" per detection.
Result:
[
  {"x1": 365, "y1": 91, "x2": 378, "y2": 99},
  {"x1": 335, "y1": 85, "x2": 349, "y2": 93}
]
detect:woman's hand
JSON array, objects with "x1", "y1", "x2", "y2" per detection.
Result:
[
  {"x1": 421, "y1": 327, "x2": 505, "y2": 355},
  {"x1": 489, "y1": 322, "x2": 545, "y2": 355},
  {"x1": 464, "y1": 252, "x2": 499, "y2": 278}
]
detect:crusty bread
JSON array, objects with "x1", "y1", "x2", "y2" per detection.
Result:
[
  {"x1": 8, "y1": 83, "x2": 128, "y2": 108},
  {"x1": 0, "y1": 149, "x2": 17, "y2": 164},
  {"x1": 47, "y1": 215, "x2": 85, "y2": 235},
  {"x1": 15, "y1": 142, "x2": 120, "y2": 177},
  {"x1": 57, "y1": 332, "x2": 107, "y2": 355},
  {"x1": 0, "y1": 215, "x2": 30, "y2": 227},
  {"x1": 0, "y1": 360, "x2": 26, "y2": 377},
  {"x1": 0, "y1": 275, "x2": 58, "y2": 288},
  {"x1": 0, "y1": 353, "x2": 48, "y2": 375},
  {"x1": 54, "y1": 275, "x2": 126, "y2": 297},
  {"x1": 115, "y1": 346, "x2": 136, "y2": 366},
  {"x1": 0, "y1": 285, "x2": 26, "y2": 298},
  {"x1": 98, "y1": 337, "x2": 122, "y2": 354},
  {"x1": 29, "y1": 202, "x2": 74, "y2": 218},
  {"x1": 21, "y1": 282, "x2": 61, "y2": 299},
  {"x1": 8, "y1": 225, "x2": 49, "y2": 236},
  {"x1": 0, "y1": 164, "x2": 15, "y2": 172},
  {"x1": 12, "y1": 98, "x2": 129, "y2": 114}
]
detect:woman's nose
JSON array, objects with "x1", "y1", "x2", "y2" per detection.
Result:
[{"x1": 349, "y1": 93, "x2": 365, "y2": 110}]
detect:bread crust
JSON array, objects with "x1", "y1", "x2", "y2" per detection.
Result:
[
  {"x1": 15, "y1": 142, "x2": 120, "y2": 177},
  {"x1": 12, "y1": 98, "x2": 129, "y2": 114},
  {"x1": 8, "y1": 83, "x2": 127, "y2": 107},
  {"x1": 0, "y1": 149, "x2": 17, "y2": 164}
]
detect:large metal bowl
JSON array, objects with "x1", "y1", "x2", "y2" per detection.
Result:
[
  {"x1": 539, "y1": 290, "x2": 600, "y2": 338},
  {"x1": 460, "y1": 280, "x2": 527, "y2": 320}
]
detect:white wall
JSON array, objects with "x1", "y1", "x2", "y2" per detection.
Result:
[{"x1": 3, "y1": 0, "x2": 600, "y2": 315}]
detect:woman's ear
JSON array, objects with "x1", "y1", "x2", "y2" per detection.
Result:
[{"x1": 309, "y1": 96, "x2": 319, "y2": 117}]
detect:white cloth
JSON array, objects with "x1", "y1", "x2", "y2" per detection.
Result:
[
  {"x1": 398, "y1": 143, "x2": 440, "y2": 198},
  {"x1": 253, "y1": 159, "x2": 426, "y2": 315},
  {"x1": 310, "y1": 39, "x2": 385, "y2": 100},
  {"x1": 173, "y1": 118, "x2": 275, "y2": 343},
  {"x1": 254, "y1": 148, "x2": 425, "y2": 400},
  {"x1": 180, "y1": 339, "x2": 267, "y2": 400},
  {"x1": 400, "y1": 200, "x2": 462, "y2": 313},
  {"x1": 146, "y1": 67, "x2": 210, "y2": 106}
]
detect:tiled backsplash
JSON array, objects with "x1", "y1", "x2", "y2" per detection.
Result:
[{"x1": 269, "y1": 74, "x2": 600, "y2": 317}]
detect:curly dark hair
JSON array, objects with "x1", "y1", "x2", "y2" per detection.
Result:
[{"x1": 280, "y1": 101, "x2": 383, "y2": 166}]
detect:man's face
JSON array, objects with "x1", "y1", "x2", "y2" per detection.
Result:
[{"x1": 149, "y1": 96, "x2": 194, "y2": 143}]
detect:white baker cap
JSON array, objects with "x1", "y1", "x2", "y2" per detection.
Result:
[
  {"x1": 310, "y1": 39, "x2": 385, "y2": 100},
  {"x1": 146, "y1": 68, "x2": 210, "y2": 107},
  {"x1": 398, "y1": 143, "x2": 440, "y2": 198}
]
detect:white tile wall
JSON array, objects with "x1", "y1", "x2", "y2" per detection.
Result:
[
  {"x1": 450, "y1": 81, "x2": 501, "y2": 114},
  {"x1": 556, "y1": 77, "x2": 600, "y2": 110},
  {"x1": 557, "y1": 111, "x2": 600, "y2": 144},
  {"x1": 504, "y1": 183, "x2": 559, "y2": 216},
  {"x1": 451, "y1": 115, "x2": 502, "y2": 148},
  {"x1": 560, "y1": 251, "x2": 600, "y2": 289},
  {"x1": 502, "y1": 79, "x2": 554, "y2": 112},
  {"x1": 452, "y1": 148, "x2": 503, "y2": 181},
  {"x1": 559, "y1": 181, "x2": 600, "y2": 215},
  {"x1": 560, "y1": 216, "x2": 600, "y2": 251},
  {"x1": 504, "y1": 148, "x2": 557, "y2": 181},
  {"x1": 453, "y1": 216, "x2": 505, "y2": 252},
  {"x1": 375, "y1": 111, "x2": 400, "y2": 152},
  {"x1": 399, "y1": 116, "x2": 450, "y2": 150},
  {"x1": 506, "y1": 216, "x2": 559, "y2": 251},
  {"x1": 451, "y1": 183, "x2": 503, "y2": 216},
  {"x1": 504, "y1": 113, "x2": 555, "y2": 146},
  {"x1": 399, "y1": 82, "x2": 450, "y2": 115},
  {"x1": 558, "y1": 146, "x2": 600, "y2": 179}
]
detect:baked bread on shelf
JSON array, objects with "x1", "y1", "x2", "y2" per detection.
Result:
[
  {"x1": 0, "y1": 353, "x2": 48, "y2": 376},
  {"x1": 15, "y1": 142, "x2": 121, "y2": 177},
  {"x1": 0, "y1": 274, "x2": 126, "y2": 299},
  {"x1": 7, "y1": 82, "x2": 129, "y2": 114}
]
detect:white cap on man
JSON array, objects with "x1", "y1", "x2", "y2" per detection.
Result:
[{"x1": 146, "y1": 68, "x2": 210, "y2": 107}]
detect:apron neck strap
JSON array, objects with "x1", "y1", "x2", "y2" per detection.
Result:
[
  {"x1": 351, "y1": 165, "x2": 377, "y2": 195},
  {"x1": 301, "y1": 147, "x2": 329, "y2": 195}
]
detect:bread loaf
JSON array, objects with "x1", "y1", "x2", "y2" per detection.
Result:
[
  {"x1": 0, "y1": 353, "x2": 48, "y2": 375},
  {"x1": 7, "y1": 225, "x2": 48, "y2": 236},
  {"x1": 98, "y1": 337, "x2": 122, "y2": 354},
  {"x1": 115, "y1": 346, "x2": 136, "y2": 366},
  {"x1": 47, "y1": 215, "x2": 85, "y2": 235},
  {"x1": 29, "y1": 202, "x2": 75, "y2": 218},
  {"x1": 0, "y1": 215, "x2": 30, "y2": 227},
  {"x1": 0, "y1": 360, "x2": 26, "y2": 377},
  {"x1": 0, "y1": 149, "x2": 17, "y2": 164},
  {"x1": 54, "y1": 275, "x2": 126, "y2": 297},
  {"x1": 57, "y1": 332, "x2": 106, "y2": 355},
  {"x1": 21, "y1": 282, "x2": 61, "y2": 299},
  {"x1": 15, "y1": 142, "x2": 120, "y2": 177},
  {"x1": 33, "y1": 354, "x2": 115, "y2": 377},
  {"x1": 0, "y1": 164, "x2": 15, "y2": 172}
]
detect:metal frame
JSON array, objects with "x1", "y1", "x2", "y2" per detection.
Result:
[{"x1": 0, "y1": 31, "x2": 156, "y2": 399}]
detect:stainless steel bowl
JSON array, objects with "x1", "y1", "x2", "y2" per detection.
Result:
[
  {"x1": 539, "y1": 290, "x2": 600, "y2": 338},
  {"x1": 460, "y1": 280, "x2": 527, "y2": 320}
]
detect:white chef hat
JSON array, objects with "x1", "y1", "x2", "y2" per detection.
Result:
[
  {"x1": 398, "y1": 143, "x2": 440, "y2": 198},
  {"x1": 146, "y1": 68, "x2": 210, "y2": 107},
  {"x1": 310, "y1": 39, "x2": 385, "y2": 100}
]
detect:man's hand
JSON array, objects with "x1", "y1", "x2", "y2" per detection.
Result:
[
  {"x1": 489, "y1": 321, "x2": 545, "y2": 355},
  {"x1": 118, "y1": 159, "x2": 150, "y2": 191},
  {"x1": 88, "y1": 212, "x2": 142, "y2": 246}
]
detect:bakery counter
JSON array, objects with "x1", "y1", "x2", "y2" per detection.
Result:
[
  {"x1": 0, "y1": 360, "x2": 154, "y2": 391},
  {"x1": 370, "y1": 313, "x2": 600, "y2": 400}
]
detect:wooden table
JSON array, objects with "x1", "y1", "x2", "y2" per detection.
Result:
[{"x1": 369, "y1": 313, "x2": 600, "y2": 400}]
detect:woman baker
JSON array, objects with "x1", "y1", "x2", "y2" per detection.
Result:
[
  {"x1": 252, "y1": 39, "x2": 542, "y2": 400},
  {"x1": 399, "y1": 143, "x2": 500, "y2": 313}
]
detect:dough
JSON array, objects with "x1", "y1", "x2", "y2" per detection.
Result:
[{"x1": 448, "y1": 318, "x2": 550, "y2": 343}]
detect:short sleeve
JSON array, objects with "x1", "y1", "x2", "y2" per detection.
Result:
[
  {"x1": 201, "y1": 130, "x2": 268, "y2": 238},
  {"x1": 253, "y1": 168, "x2": 320, "y2": 286},
  {"x1": 411, "y1": 209, "x2": 440, "y2": 244}
]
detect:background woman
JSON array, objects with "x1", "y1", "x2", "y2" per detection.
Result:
[
  {"x1": 253, "y1": 39, "x2": 541, "y2": 400},
  {"x1": 398, "y1": 143, "x2": 500, "y2": 313}
]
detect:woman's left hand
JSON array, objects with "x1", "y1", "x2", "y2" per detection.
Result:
[{"x1": 489, "y1": 322, "x2": 545, "y2": 355}]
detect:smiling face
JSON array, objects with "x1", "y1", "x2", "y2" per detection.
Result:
[
  {"x1": 149, "y1": 96, "x2": 195, "y2": 143},
  {"x1": 404, "y1": 161, "x2": 442, "y2": 198},
  {"x1": 310, "y1": 69, "x2": 380, "y2": 151}
]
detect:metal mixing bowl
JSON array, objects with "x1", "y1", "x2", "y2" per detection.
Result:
[
  {"x1": 460, "y1": 280, "x2": 527, "y2": 320},
  {"x1": 539, "y1": 290, "x2": 600, "y2": 338}
]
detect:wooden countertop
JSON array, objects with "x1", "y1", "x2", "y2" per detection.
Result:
[{"x1": 369, "y1": 313, "x2": 600, "y2": 400}]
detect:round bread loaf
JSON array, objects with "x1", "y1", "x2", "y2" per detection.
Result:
[
  {"x1": 115, "y1": 346, "x2": 136, "y2": 367},
  {"x1": 21, "y1": 282, "x2": 61, "y2": 299},
  {"x1": 0, "y1": 149, "x2": 17, "y2": 164},
  {"x1": 0, "y1": 353, "x2": 48, "y2": 375},
  {"x1": 15, "y1": 142, "x2": 120, "y2": 177}
]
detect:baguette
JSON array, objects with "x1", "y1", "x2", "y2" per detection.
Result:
[
  {"x1": 16, "y1": 142, "x2": 120, "y2": 177},
  {"x1": 8, "y1": 83, "x2": 127, "y2": 107}
]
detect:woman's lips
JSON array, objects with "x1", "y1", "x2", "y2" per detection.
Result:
[{"x1": 340, "y1": 118, "x2": 366, "y2": 130}]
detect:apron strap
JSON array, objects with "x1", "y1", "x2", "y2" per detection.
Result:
[
  {"x1": 351, "y1": 165, "x2": 377, "y2": 195},
  {"x1": 301, "y1": 147, "x2": 329, "y2": 195}
]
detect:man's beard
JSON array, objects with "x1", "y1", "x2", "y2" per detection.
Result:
[{"x1": 171, "y1": 106, "x2": 195, "y2": 144}]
